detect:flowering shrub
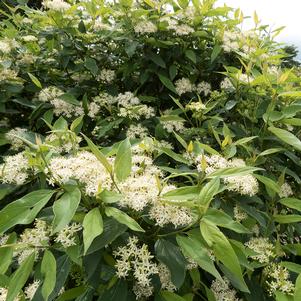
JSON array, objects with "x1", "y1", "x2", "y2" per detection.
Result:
[{"x1": 1, "y1": 0, "x2": 301, "y2": 300}]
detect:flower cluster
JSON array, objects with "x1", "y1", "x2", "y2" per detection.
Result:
[
  {"x1": 196, "y1": 155, "x2": 259, "y2": 196},
  {"x1": 55, "y1": 223, "x2": 82, "y2": 248},
  {"x1": 245, "y1": 237, "x2": 276, "y2": 264},
  {"x1": 114, "y1": 236, "x2": 158, "y2": 299},
  {"x1": 5, "y1": 127, "x2": 27, "y2": 150},
  {"x1": 210, "y1": 277, "x2": 241, "y2": 301},
  {"x1": 0, "y1": 152, "x2": 30, "y2": 185},
  {"x1": 47, "y1": 151, "x2": 112, "y2": 196},
  {"x1": 264, "y1": 263, "x2": 295, "y2": 296}
]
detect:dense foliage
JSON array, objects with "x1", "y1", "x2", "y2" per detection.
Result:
[{"x1": 1, "y1": 0, "x2": 301, "y2": 300}]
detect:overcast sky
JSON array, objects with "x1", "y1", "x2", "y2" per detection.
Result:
[{"x1": 217, "y1": 0, "x2": 301, "y2": 56}]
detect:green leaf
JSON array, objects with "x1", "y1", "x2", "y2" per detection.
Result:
[
  {"x1": 82, "y1": 134, "x2": 112, "y2": 174},
  {"x1": 161, "y1": 291, "x2": 186, "y2": 301},
  {"x1": 70, "y1": 116, "x2": 83, "y2": 134},
  {"x1": 159, "y1": 147, "x2": 190, "y2": 164},
  {"x1": 279, "y1": 91, "x2": 301, "y2": 98},
  {"x1": 28, "y1": 72, "x2": 42, "y2": 89},
  {"x1": 204, "y1": 209, "x2": 250, "y2": 234},
  {"x1": 0, "y1": 233, "x2": 17, "y2": 274},
  {"x1": 0, "y1": 190, "x2": 55, "y2": 234},
  {"x1": 149, "y1": 53, "x2": 166, "y2": 68},
  {"x1": 7, "y1": 253, "x2": 35, "y2": 301},
  {"x1": 169, "y1": 65, "x2": 177, "y2": 80},
  {"x1": 114, "y1": 138, "x2": 132, "y2": 182},
  {"x1": 162, "y1": 186, "x2": 199, "y2": 201},
  {"x1": 56, "y1": 287, "x2": 86, "y2": 301},
  {"x1": 268, "y1": 126, "x2": 301, "y2": 152},
  {"x1": 86, "y1": 217, "x2": 127, "y2": 255},
  {"x1": 280, "y1": 261, "x2": 301, "y2": 274},
  {"x1": 274, "y1": 215, "x2": 301, "y2": 223},
  {"x1": 41, "y1": 250, "x2": 56, "y2": 301},
  {"x1": 158, "y1": 74, "x2": 176, "y2": 93},
  {"x1": 185, "y1": 50, "x2": 196, "y2": 64},
  {"x1": 105, "y1": 207, "x2": 144, "y2": 232},
  {"x1": 52, "y1": 186, "x2": 81, "y2": 233},
  {"x1": 200, "y1": 219, "x2": 249, "y2": 292},
  {"x1": 83, "y1": 208, "x2": 103, "y2": 254},
  {"x1": 198, "y1": 178, "x2": 220, "y2": 212},
  {"x1": 176, "y1": 235, "x2": 222, "y2": 280},
  {"x1": 99, "y1": 189, "x2": 122, "y2": 204},
  {"x1": 233, "y1": 136, "x2": 257, "y2": 145},
  {"x1": 211, "y1": 44, "x2": 222, "y2": 62},
  {"x1": 98, "y1": 279, "x2": 127, "y2": 301},
  {"x1": 254, "y1": 174, "x2": 280, "y2": 193},
  {"x1": 155, "y1": 239, "x2": 186, "y2": 288},
  {"x1": 275, "y1": 291, "x2": 294, "y2": 301},
  {"x1": 294, "y1": 274, "x2": 301, "y2": 301},
  {"x1": 84, "y1": 58, "x2": 98, "y2": 76},
  {"x1": 60, "y1": 93, "x2": 80, "y2": 106},
  {"x1": 207, "y1": 166, "x2": 262, "y2": 179},
  {"x1": 280, "y1": 198, "x2": 301, "y2": 212}
]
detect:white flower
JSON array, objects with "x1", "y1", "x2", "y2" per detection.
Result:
[
  {"x1": 233, "y1": 206, "x2": 247, "y2": 222},
  {"x1": 55, "y1": 223, "x2": 82, "y2": 248},
  {"x1": 158, "y1": 263, "x2": 176, "y2": 291},
  {"x1": 5, "y1": 127, "x2": 28, "y2": 150},
  {"x1": 279, "y1": 182, "x2": 293, "y2": 198},
  {"x1": 42, "y1": 0, "x2": 71, "y2": 11},
  {"x1": 245, "y1": 237, "x2": 276, "y2": 263},
  {"x1": 114, "y1": 237, "x2": 158, "y2": 288},
  {"x1": 0, "y1": 152, "x2": 29, "y2": 185},
  {"x1": 24, "y1": 280, "x2": 40, "y2": 300},
  {"x1": 0, "y1": 287, "x2": 20, "y2": 301},
  {"x1": 116, "y1": 92, "x2": 140, "y2": 107},
  {"x1": 15, "y1": 219, "x2": 50, "y2": 265},
  {"x1": 149, "y1": 185, "x2": 194, "y2": 228},
  {"x1": 175, "y1": 78, "x2": 194, "y2": 95},
  {"x1": 196, "y1": 81, "x2": 211, "y2": 96},
  {"x1": 97, "y1": 69, "x2": 115, "y2": 83},
  {"x1": 134, "y1": 21, "x2": 157, "y2": 34},
  {"x1": 47, "y1": 151, "x2": 112, "y2": 196},
  {"x1": 264, "y1": 263, "x2": 295, "y2": 296},
  {"x1": 22, "y1": 35, "x2": 38, "y2": 42},
  {"x1": 133, "y1": 283, "x2": 154, "y2": 299},
  {"x1": 210, "y1": 277, "x2": 241, "y2": 301},
  {"x1": 126, "y1": 124, "x2": 149, "y2": 139},
  {"x1": 175, "y1": 24, "x2": 194, "y2": 36},
  {"x1": 161, "y1": 120, "x2": 185, "y2": 133},
  {"x1": 220, "y1": 77, "x2": 235, "y2": 91},
  {"x1": 0, "y1": 41, "x2": 12, "y2": 53}
]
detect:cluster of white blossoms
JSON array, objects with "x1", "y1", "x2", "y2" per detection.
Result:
[
  {"x1": 22, "y1": 35, "x2": 38, "y2": 42},
  {"x1": 0, "y1": 38, "x2": 18, "y2": 54},
  {"x1": 126, "y1": 123, "x2": 149, "y2": 139},
  {"x1": 149, "y1": 185, "x2": 194, "y2": 228},
  {"x1": 196, "y1": 81, "x2": 212, "y2": 96},
  {"x1": 45, "y1": 132, "x2": 82, "y2": 154},
  {"x1": 42, "y1": 0, "x2": 71, "y2": 11},
  {"x1": 222, "y1": 31, "x2": 241, "y2": 53},
  {"x1": 279, "y1": 182, "x2": 293, "y2": 198},
  {"x1": 196, "y1": 155, "x2": 259, "y2": 196},
  {"x1": 175, "y1": 78, "x2": 212, "y2": 96},
  {"x1": 0, "y1": 288, "x2": 20, "y2": 301},
  {"x1": 220, "y1": 77, "x2": 235, "y2": 91},
  {"x1": 0, "y1": 152, "x2": 29, "y2": 185},
  {"x1": 119, "y1": 145, "x2": 193, "y2": 228},
  {"x1": 233, "y1": 205, "x2": 247, "y2": 222},
  {"x1": 0, "y1": 68, "x2": 18, "y2": 81},
  {"x1": 244, "y1": 237, "x2": 276, "y2": 264},
  {"x1": 24, "y1": 280, "x2": 40, "y2": 300},
  {"x1": 175, "y1": 78, "x2": 194, "y2": 95},
  {"x1": 264, "y1": 263, "x2": 295, "y2": 296},
  {"x1": 158, "y1": 263, "x2": 176, "y2": 291},
  {"x1": 15, "y1": 219, "x2": 50, "y2": 265},
  {"x1": 47, "y1": 151, "x2": 112, "y2": 196},
  {"x1": 174, "y1": 24, "x2": 194, "y2": 36},
  {"x1": 134, "y1": 21, "x2": 157, "y2": 34},
  {"x1": 55, "y1": 223, "x2": 82, "y2": 248},
  {"x1": 97, "y1": 69, "x2": 115, "y2": 83},
  {"x1": 114, "y1": 236, "x2": 159, "y2": 299},
  {"x1": 38, "y1": 86, "x2": 84, "y2": 118},
  {"x1": 116, "y1": 92, "x2": 155, "y2": 120},
  {"x1": 210, "y1": 277, "x2": 241, "y2": 301},
  {"x1": 236, "y1": 73, "x2": 254, "y2": 84},
  {"x1": 161, "y1": 119, "x2": 185, "y2": 133},
  {"x1": 5, "y1": 127, "x2": 27, "y2": 150},
  {"x1": 186, "y1": 102, "x2": 206, "y2": 112}
]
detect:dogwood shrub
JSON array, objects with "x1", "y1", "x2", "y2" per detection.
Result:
[{"x1": 1, "y1": 0, "x2": 301, "y2": 300}]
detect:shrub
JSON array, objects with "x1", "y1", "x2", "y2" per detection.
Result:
[{"x1": 0, "y1": 0, "x2": 301, "y2": 300}]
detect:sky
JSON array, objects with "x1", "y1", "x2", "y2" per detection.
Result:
[{"x1": 217, "y1": 0, "x2": 301, "y2": 58}]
